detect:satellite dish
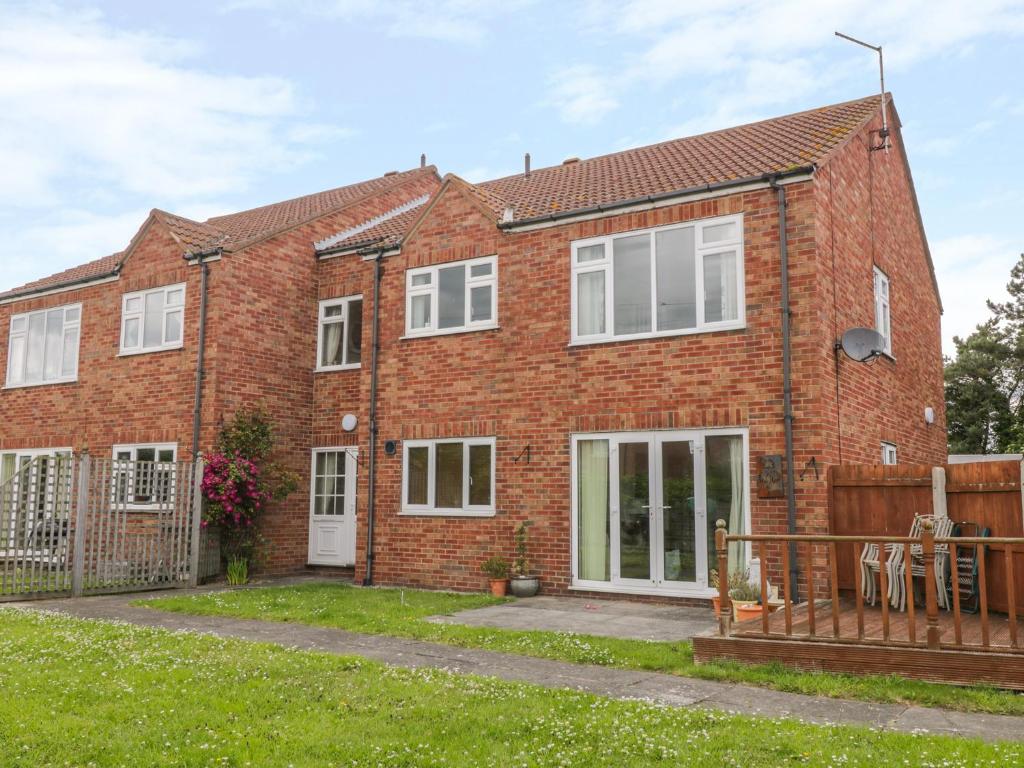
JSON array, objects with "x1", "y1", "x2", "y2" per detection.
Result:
[{"x1": 840, "y1": 327, "x2": 884, "y2": 363}]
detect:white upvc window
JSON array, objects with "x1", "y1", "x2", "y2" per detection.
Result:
[
  {"x1": 401, "y1": 437, "x2": 496, "y2": 516},
  {"x1": 5, "y1": 303, "x2": 81, "y2": 388},
  {"x1": 317, "y1": 295, "x2": 363, "y2": 371},
  {"x1": 120, "y1": 283, "x2": 185, "y2": 355},
  {"x1": 874, "y1": 266, "x2": 892, "y2": 356},
  {"x1": 405, "y1": 255, "x2": 497, "y2": 337},
  {"x1": 571, "y1": 213, "x2": 744, "y2": 345},
  {"x1": 881, "y1": 442, "x2": 898, "y2": 465},
  {"x1": 112, "y1": 443, "x2": 178, "y2": 508}
]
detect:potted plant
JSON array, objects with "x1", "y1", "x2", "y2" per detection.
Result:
[
  {"x1": 509, "y1": 521, "x2": 540, "y2": 597},
  {"x1": 481, "y1": 556, "x2": 510, "y2": 596},
  {"x1": 728, "y1": 569, "x2": 762, "y2": 622}
]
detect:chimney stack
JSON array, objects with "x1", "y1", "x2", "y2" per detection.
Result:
[
  {"x1": 420, "y1": 153, "x2": 426, "y2": 168},
  {"x1": 524, "y1": 152, "x2": 531, "y2": 177}
]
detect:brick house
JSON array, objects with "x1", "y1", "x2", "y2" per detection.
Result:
[{"x1": 1, "y1": 93, "x2": 945, "y2": 601}]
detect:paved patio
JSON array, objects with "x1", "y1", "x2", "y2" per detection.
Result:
[
  {"x1": 8, "y1": 584, "x2": 1024, "y2": 743},
  {"x1": 427, "y1": 594, "x2": 716, "y2": 641}
]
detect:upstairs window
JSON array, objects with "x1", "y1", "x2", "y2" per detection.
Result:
[
  {"x1": 120, "y1": 284, "x2": 185, "y2": 355},
  {"x1": 874, "y1": 267, "x2": 892, "y2": 356},
  {"x1": 5, "y1": 303, "x2": 81, "y2": 388},
  {"x1": 317, "y1": 295, "x2": 362, "y2": 371},
  {"x1": 402, "y1": 437, "x2": 495, "y2": 516},
  {"x1": 406, "y1": 256, "x2": 497, "y2": 337},
  {"x1": 112, "y1": 444, "x2": 177, "y2": 508},
  {"x1": 571, "y1": 214, "x2": 744, "y2": 344}
]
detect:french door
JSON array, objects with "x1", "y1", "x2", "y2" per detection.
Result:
[{"x1": 573, "y1": 430, "x2": 747, "y2": 595}]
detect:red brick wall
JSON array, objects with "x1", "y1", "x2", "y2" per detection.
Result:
[{"x1": 813, "y1": 109, "x2": 946, "y2": 469}]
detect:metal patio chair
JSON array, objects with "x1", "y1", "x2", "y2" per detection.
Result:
[
  {"x1": 860, "y1": 514, "x2": 955, "y2": 610},
  {"x1": 949, "y1": 521, "x2": 990, "y2": 614}
]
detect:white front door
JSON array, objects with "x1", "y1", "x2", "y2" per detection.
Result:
[
  {"x1": 308, "y1": 448, "x2": 357, "y2": 566},
  {"x1": 572, "y1": 429, "x2": 748, "y2": 597}
]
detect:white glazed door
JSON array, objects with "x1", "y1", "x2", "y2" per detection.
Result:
[{"x1": 308, "y1": 448, "x2": 357, "y2": 566}]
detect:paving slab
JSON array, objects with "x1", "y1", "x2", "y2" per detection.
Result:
[
  {"x1": 427, "y1": 595, "x2": 715, "y2": 641},
  {"x1": 8, "y1": 589, "x2": 1024, "y2": 744}
]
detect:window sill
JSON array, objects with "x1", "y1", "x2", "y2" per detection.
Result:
[
  {"x1": 568, "y1": 322, "x2": 746, "y2": 347},
  {"x1": 399, "y1": 508, "x2": 496, "y2": 518},
  {"x1": 401, "y1": 324, "x2": 500, "y2": 341},
  {"x1": 4, "y1": 377, "x2": 79, "y2": 390},
  {"x1": 315, "y1": 363, "x2": 361, "y2": 373},
  {"x1": 118, "y1": 344, "x2": 184, "y2": 357}
]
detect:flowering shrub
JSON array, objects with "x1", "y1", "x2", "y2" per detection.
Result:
[{"x1": 201, "y1": 453, "x2": 269, "y2": 530}]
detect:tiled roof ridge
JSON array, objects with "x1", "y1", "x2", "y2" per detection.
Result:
[{"x1": 480, "y1": 93, "x2": 885, "y2": 187}]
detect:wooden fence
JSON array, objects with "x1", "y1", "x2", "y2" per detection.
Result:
[{"x1": 829, "y1": 460, "x2": 1024, "y2": 613}]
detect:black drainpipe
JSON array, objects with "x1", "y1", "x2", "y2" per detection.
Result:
[
  {"x1": 362, "y1": 247, "x2": 385, "y2": 586},
  {"x1": 769, "y1": 178, "x2": 799, "y2": 602},
  {"x1": 186, "y1": 248, "x2": 218, "y2": 460}
]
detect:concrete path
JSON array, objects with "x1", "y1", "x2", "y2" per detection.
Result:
[
  {"x1": 427, "y1": 594, "x2": 716, "y2": 641},
  {"x1": 10, "y1": 590, "x2": 1024, "y2": 744}
]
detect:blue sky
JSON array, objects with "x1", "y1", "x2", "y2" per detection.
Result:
[{"x1": 1, "y1": 0, "x2": 1022, "y2": 353}]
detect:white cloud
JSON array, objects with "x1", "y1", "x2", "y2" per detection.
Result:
[
  {"x1": 0, "y1": 4, "x2": 353, "y2": 291},
  {"x1": 459, "y1": 165, "x2": 517, "y2": 183},
  {"x1": 931, "y1": 234, "x2": 1021, "y2": 353},
  {"x1": 221, "y1": 0, "x2": 534, "y2": 44},
  {"x1": 547, "y1": 65, "x2": 620, "y2": 125},
  {"x1": 549, "y1": 0, "x2": 1024, "y2": 126}
]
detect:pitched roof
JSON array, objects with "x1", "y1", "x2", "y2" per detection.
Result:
[
  {"x1": 478, "y1": 94, "x2": 884, "y2": 223},
  {"x1": 314, "y1": 194, "x2": 431, "y2": 253},
  {"x1": 207, "y1": 167, "x2": 436, "y2": 249},
  {"x1": 2, "y1": 166, "x2": 439, "y2": 300},
  {"x1": 0, "y1": 252, "x2": 123, "y2": 300}
]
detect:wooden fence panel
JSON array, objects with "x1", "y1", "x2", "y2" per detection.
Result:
[
  {"x1": 828, "y1": 460, "x2": 1024, "y2": 613},
  {"x1": 946, "y1": 461, "x2": 1024, "y2": 613},
  {"x1": 828, "y1": 464, "x2": 934, "y2": 590}
]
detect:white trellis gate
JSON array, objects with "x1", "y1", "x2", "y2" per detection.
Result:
[{"x1": 0, "y1": 453, "x2": 203, "y2": 600}]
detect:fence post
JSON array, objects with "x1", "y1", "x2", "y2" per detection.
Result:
[
  {"x1": 71, "y1": 453, "x2": 89, "y2": 597},
  {"x1": 188, "y1": 454, "x2": 203, "y2": 589},
  {"x1": 931, "y1": 466, "x2": 948, "y2": 519},
  {"x1": 715, "y1": 519, "x2": 732, "y2": 636},
  {"x1": 921, "y1": 518, "x2": 941, "y2": 649}
]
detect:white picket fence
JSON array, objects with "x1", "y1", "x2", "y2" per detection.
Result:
[{"x1": 0, "y1": 453, "x2": 203, "y2": 600}]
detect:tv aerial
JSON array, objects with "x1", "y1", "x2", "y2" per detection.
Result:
[
  {"x1": 835, "y1": 31, "x2": 890, "y2": 152},
  {"x1": 837, "y1": 327, "x2": 885, "y2": 363}
]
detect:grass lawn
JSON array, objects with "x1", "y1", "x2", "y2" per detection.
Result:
[
  {"x1": 1, "y1": 607, "x2": 1022, "y2": 766},
  {"x1": 143, "y1": 582, "x2": 1024, "y2": 717}
]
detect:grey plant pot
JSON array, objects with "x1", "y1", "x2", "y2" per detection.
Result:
[{"x1": 509, "y1": 575, "x2": 540, "y2": 597}]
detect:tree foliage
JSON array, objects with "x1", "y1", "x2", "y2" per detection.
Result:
[{"x1": 945, "y1": 253, "x2": 1024, "y2": 454}]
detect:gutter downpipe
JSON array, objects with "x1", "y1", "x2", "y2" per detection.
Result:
[
  {"x1": 362, "y1": 246, "x2": 385, "y2": 586},
  {"x1": 187, "y1": 248, "x2": 218, "y2": 460},
  {"x1": 769, "y1": 177, "x2": 800, "y2": 602}
]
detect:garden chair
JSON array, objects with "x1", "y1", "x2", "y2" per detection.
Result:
[
  {"x1": 860, "y1": 515, "x2": 955, "y2": 610},
  {"x1": 950, "y1": 522, "x2": 990, "y2": 614}
]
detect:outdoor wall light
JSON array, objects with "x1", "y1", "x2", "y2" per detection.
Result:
[
  {"x1": 924, "y1": 406, "x2": 935, "y2": 425},
  {"x1": 341, "y1": 413, "x2": 357, "y2": 432}
]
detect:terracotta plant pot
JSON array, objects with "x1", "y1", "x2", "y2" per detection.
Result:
[
  {"x1": 733, "y1": 601, "x2": 763, "y2": 623},
  {"x1": 711, "y1": 595, "x2": 722, "y2": 617},
  {"x1": 489, "y1": 579, "x2": 508, "y2": 597}
]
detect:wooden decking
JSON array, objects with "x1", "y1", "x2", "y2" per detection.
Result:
[{"x1": 694, "y1": 600, "x2": 1024, "y2": 689}]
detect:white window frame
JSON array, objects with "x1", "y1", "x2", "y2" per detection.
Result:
[
  {"x1": 111, "y1": 443, "x2": 178, "y2": 510},
  {"x1": 881, "y1": 442, "x2": 898, "y2": 465},
  {"x1": 404, "y1": 255, "x2": 498, "y2": 338},
  {"x1": 400, "y1": 436, "x2": 496, "y2": 516},
  {"x1": 570, "y1": 213, "x2": 745, "y2": 345},
  {"x1": 119, "y1": 283, "x2": 185, "y2": 356},
  {"x1": 5, "y1": 303, "x2": 81, "y2": 388},
  {"x1": 874, "y1": 266, "x2": 892, "y2": 357},
  {"x1": 316, "y1": 295, "x2": 363, "y2": 372}
]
